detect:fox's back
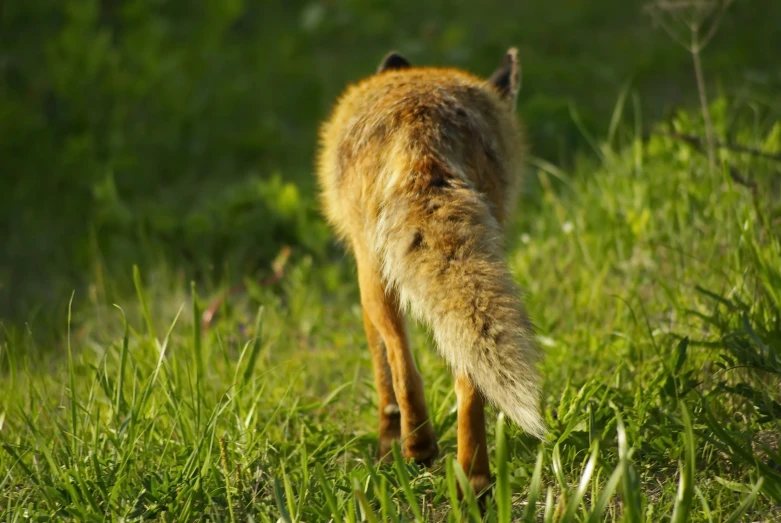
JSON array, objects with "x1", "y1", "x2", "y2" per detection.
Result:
[{"x1": 317, "y1": 64, "x2": 525, "y2": 242}]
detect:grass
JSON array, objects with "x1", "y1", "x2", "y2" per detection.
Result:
[
  {"x1": 3, "y1": 1, "x2": 781, "y2": 520},
  {"x1": 2, "y1": 93, "x2": 780, "y2": 521}
]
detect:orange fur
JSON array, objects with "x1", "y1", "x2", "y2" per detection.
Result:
[{"x1": 316, "y1": 49, "x2": 544, "y2": 497}]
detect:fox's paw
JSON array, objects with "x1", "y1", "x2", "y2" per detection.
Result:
[
  {"x1": 456, "y1": 473, "x2": 493, "y2": 508},
  {"x1": 377, "y1": 433, "x2": 437, "y2": 466},
  {"x1": 403, "y1": 426, "x2": 439, "y2": 467},
  {"x1": 467, "y1": 474, "x2": 493, "y2": 499}
]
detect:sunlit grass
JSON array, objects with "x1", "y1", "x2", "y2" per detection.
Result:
[{"x1": 1, "y1": 101, "x2": 779, "y2": 521}]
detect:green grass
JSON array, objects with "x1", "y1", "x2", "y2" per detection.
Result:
[
  {"x1": 2, "y1": 2, "x2": 780, "y2": 520},
  {"x1": 2, "y1": 95, "x2": 780, "y2": 521}
]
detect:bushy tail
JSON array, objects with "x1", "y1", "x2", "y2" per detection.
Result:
[{"x1": 369, "y1": 156, "x2": 545, "y2": 437}]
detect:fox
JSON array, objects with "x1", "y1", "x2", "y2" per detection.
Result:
[{"x1": 316, "y1": 48, "x2": 544, "y2": 496}]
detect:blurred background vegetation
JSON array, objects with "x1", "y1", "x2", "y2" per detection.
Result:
[{"x1": 2, "y1": 0, "x2": 780, "y2": 331}]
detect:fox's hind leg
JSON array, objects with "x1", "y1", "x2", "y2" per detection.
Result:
[
  {"x1": 355, "y1": 245, "x2": 439, "y2": 466},
  {"x1": 456, "y1": 373, "x2": 492, "y2": 498},
  {"x1": 362, "y1": 309, "x2": 401, "y2": 462}
]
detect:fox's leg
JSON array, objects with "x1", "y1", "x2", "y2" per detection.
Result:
[
  {"x1": 355, "y1": 247, "x2": 439, "y2": 466},
  {"x1": 362, "y1": 309, "x2": 401, "y2": 462},
  {"x1": 456, "y1": 373, "x2": 492, "y2": 497}
]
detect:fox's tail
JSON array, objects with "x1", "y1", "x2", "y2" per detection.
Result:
[{"x1": 369, "y1": 153, "x2": 545, "y2": 438}]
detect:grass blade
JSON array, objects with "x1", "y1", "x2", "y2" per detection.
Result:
[
  {"x1": 614, "y1": 405, "x2": 642, "y2": 523},
  {"x1": 353, "y1": 476, "x2": 379, "y2": 523},
  {"x1": 695, "y1": 487, "x2": 713, "y2": 523},
  {"x1": 191, "y1": 281, "x2": 203, "y2": 381},
  {"x1": 495, "y1": 412, "x2": 511, "y2": 523},
  {"x1": 542, "y1": 487, "x2": 555, "y2": 523},
  {"x1": 274, "y1": 476, "x2": 292, "y2": 523},
  {"x1": 607, "y1": 80, "x2": 631, "y2": 149},
  {"x1": 561, "y1": 440, "x2": 599, "y2": 522},
  {"x1": 242, "y1": 306, "x2": 265, "y2": 384},
  {"x1": 670, "y1": 401, "x2": 695, "y2": 523},
  {"x1": 133, "y1": 265, "x2": 156, "y2": 341},
  {"x1": 445, "y1": 457, "x2": 463, "y2": 522},
  {"x1": 66, "y1": 291, "x2": 78, "y2": 456},
  {"x1": 588, "y1": 464, "x2": 623, "y2": 523},
  {"x1": 384, "y1": 475, "x2": 402, "y2": 523},
  {"x1": 391, "y1": 442, "x2": 423, "y2": 522},
  {"x1": 113, "y1": 305, "x2": 130, "y2": 418},
  {"x1": 296, "y1": 425, "x2": 309, "y2": 517},
  {"x1": 314, "y1": 463, "x2": 340, "y2": 520},
  {"x1": 452, "y1": 459, "x2": 482, "y2": 522},
  {"x1": 522, "y1": 449, "x2": 544, "y2": 523},
  {"x1": 282, "y1": 465, "x2": 297, "y2": 522}
]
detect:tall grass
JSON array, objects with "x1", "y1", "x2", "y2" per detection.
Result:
[{"x1": 1, "y1": 98, "x2": 779, "y2": 521}]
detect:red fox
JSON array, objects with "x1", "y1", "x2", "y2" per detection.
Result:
[{"x1": 316, "y1": 48, "x2": 544, "y2": 496}]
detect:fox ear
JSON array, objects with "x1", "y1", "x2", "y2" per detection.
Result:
[
  {"x1": 488, "y1": 47, "x2": 521, "y2": 108},
  {"x1": 377, "y1": 51, "x2": 411, "y2": 73}
]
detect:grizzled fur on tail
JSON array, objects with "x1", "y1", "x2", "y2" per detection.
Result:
[{"x1": 371, "y1": 151, "x2": 545, "y2": 437}]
